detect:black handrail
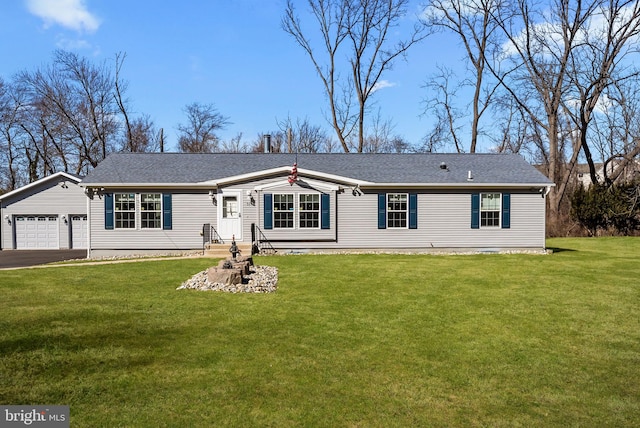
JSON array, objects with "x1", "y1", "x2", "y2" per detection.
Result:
[
  {"x1": 251, "y1": 223, "x2": 276, "y2": 255},
  {"x1": 202, "y1": 223, "x2": 225, "y2": 254}
]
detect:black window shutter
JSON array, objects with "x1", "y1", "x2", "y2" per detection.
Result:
[
  {"x1": 162, "y1": 193, "x2": 172, "y2": 230},
  {"x1": 104, "y1": 193, "x2": 114, "y2": 230},
  {"x1": 264, "y1": 193, "x2": 273, "y2": 229},
  {"x1": 409, "y1": 193, "x2": 418, "y2": 229},
  {"x1": 378, "y1": 193, "x2": 386, "y2": 229},
  {"x1": 471, "y1": 193, "x2": 480, "y2": 229},
  {"x1": 321, "y1": 193, "x2": 330, "y2": 229},
  {"x1": 501, "y1": 193, "x2": 511, "y2": 229}
]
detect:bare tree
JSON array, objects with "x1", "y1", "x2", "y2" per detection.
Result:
[
  {"x1": 0, "y1": 50, "x2": 162, "y2": 187},
  {"x1": 362, "y1": 111, "x2": 396, "y2": 153},
  {"x1": 423, "y1": 66, "x2": 465, "y2": 152},
  {"x1": 489, "y1": 96, "x2": 529, "y2": 155},
  {"x1": 422, "y1": 0, "x2": 504, "y2": 152},
  {"x1": 277, "y1": 116, "x2": 331, "y2": 153},
  {"x1": 15, "y1": 50, "x2": 120, "y2": 175},
  {"x1": 488, "y1": 0, "x2": 640, "y2": 217},
  {"x1": 0, "y1": 78, "x2": 23, "y2": 191},
  {"x1": 491, "y1": 0, "x2": 601, "y2": 216},
  {"x1": 54, "y1": 50, "x2": 119, "y2": 166},
  {"x1": 220, "y1": 132, "x2": 248, "y2": 153},
  {"x1": 564, "y1": 0, "x2": 640, "y2": 185},
  {"x1": 114, "y1": 52, "x2": 134, "y2": 152},
  {"x1": 593, "y1": 76, "x2": 640, "y2": 184},
  {"x1": 176, "y1": 102, "x2": 230, "y2": 153},
  {"x1": 282, "y1": 0, "x2": 427, "y2": 152}
]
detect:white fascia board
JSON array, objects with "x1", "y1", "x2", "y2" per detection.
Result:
[
  {"x1": 204, "y1": 167, "x2": 372, "y2": 187},
  {"x1": 253, "y1": 178, "x2": 341, "y2": 192},
  {"x1": 296, "y1": 168, "x2": 372, "y2": 186},
  {"x1": 0, "y1": 171, "x2": 81, "y2": 201},
  {"x1": 202, "y1": 166, "x2": 291, "y2": 186}
]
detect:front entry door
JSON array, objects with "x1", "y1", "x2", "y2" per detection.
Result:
[{"x1": 217, "y1": 190, "x2": 242, "y2": 240}]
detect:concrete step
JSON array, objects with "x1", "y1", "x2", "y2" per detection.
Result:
[{"x1": 204, "y1": 242, "x2": 252, "y2": 258}]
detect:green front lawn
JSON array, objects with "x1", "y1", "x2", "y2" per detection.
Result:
[{"x1": 1, "y1": 238, "x2": 639, "y2": 426}]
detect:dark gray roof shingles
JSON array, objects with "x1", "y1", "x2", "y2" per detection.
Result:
[{"x1": 80, "y1": 152, "x2": 552, "y2": 186}]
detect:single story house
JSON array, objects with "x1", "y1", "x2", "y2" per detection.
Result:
[
  {"x1": 0, "y1": 172, "x2": 88, "y2": 250},
  {"x1": 79, "y1": 152, "x2": 554, "y2": 257}
]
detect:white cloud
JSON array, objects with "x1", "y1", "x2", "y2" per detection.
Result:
[
  {"x1": 370, "y1": 80, "x2": 396, "y2": 93},
  {"x1": 55, "y1": 35, "x2": 96, "y2": 52},
  {"x1": 501, "y1": 4, "x2": 640, "y2": 59},
  {"x1": 26, "y1": 0, "x2": 100, "y2": 32}
]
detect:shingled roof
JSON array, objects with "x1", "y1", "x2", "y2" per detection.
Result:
[{"x1": 80, "y1": 152, "x2": 553, "y2": 187}]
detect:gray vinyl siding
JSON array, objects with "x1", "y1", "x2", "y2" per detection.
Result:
[
  {"x1": 255, "y1": 181, "x2": 336, "y2": 242},
  {"x1": 261, "y1": 189, "x2": 546, "y2": 251},
  {"x1": 89, "y1": 191, "x2": 215, "y2": 252},
  {"x1": 1, "y1": 179, "x2": 86, "y2": 250},
  {"x1": 86, "y1": 185, "x2": 547, "y2": 254}
]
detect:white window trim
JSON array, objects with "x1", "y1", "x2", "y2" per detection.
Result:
[
  {"x1": 140, "y1": 193, "x2": 163, "y2": 230},
  {"x1": 387, "y1": 193, "x2": 409, "y2": 229},
  {"x1": 271, "y1": 192, "x2": 323, "y2": 230},
  {"x1": 114, "y1": 192, "x2": 137, "y2": 230},
  {"x1": 480, "y1": 192, "x2": 501, "y2": 228},
  {"x1": 114, "y1": 192, "x2": 164, "y2": 230},
  {"x1": 299, "y1": 193, "x2": 321, "y2": 229},
  {"x1": 273, "y1": 193, "x2": 295, "y2": 229}
]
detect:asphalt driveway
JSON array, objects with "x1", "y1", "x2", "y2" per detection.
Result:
[{"x1": 0, "y1": 249, "x2": 87, "y2": 269}]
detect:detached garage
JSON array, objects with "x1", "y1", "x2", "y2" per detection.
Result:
[{"x1": 0, "y1": 172, "x2": 87, "y2": 251}]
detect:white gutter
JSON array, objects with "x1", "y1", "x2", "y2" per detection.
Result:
[
  {"x1": 79, "y1": 183, "x2": 218, "y2": 189},
  {"x1": 79, "y1": 181, "x2": 555, "y2": 191},
  {"x1": 361, "y1": 182, "x2": 556, "y2": 189}
]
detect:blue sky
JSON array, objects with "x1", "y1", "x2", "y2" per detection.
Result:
[{"x1": 0, "y1": 0, "x2": 462, "y2": 151}]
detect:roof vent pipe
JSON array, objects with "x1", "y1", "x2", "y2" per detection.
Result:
[
  {"x1": 467, "y1": 170, "x2": 473, "y2": 181},
  {"x1": 264, "y1": 134, "x2": 271, "y2": 153},
  {"x1": 439, "y1": 162, "x2": 447, "y2": 170}
]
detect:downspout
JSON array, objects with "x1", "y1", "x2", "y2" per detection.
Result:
[
  {"x1": 86, "y1": 190, "x2": 91, "y2": 259},
  {"x1": 334, "y1": 190, "x2": 338, "y2": 244}
]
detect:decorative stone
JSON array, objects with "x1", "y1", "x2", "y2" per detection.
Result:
[
  {"x1": 177, "y1": 265, "x2": 278, "y2": 293},
  {"x1": 207, "y1": 267, "x2": 243, "y2": 286}
]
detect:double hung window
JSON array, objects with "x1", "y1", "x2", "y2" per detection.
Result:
[
  {"x1": 106, "y1": 193, "x2": 172, "y2": 230},
  {"x1": 264, "y1": 192, "x2": 329, "y2": 230},
  {"x1": 273, "y1": 194, "x2": 294, "y2": 228},
  {"x1": 378, "y1": 193, "x2": 417, "y2": 229},
  {"x1": 480, "y1": 193, "x2": 500, "y2": 227},
  {"x1": 387, "y1": 193, "x2": 408, "y2": 228},
  {"x1": 114, "y1": 193, "x2": 136, "y2": 229},
  {"x1": 471, "y1": 192, "x2": 510, "y2": 229},
  {"x1": 299, "y1": 194, "x2": 320, "y2": 228},
  {"x1": 140, "y1": 193, "x2": 162, "y2": 229}
]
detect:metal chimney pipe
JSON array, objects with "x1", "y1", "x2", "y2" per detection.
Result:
[{"x1": 264, "y1": 134, "x2": 271, "y2": 153}]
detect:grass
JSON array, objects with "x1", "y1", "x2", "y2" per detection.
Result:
[{"x1": 1, "y1": 237, "x2": 639, "y2": 427}]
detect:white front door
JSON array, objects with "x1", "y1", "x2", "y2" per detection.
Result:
[{"x1": 217, "y1": 191, "x2": 242, "y2": 240}]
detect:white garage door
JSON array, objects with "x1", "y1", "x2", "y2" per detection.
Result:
[
  {"x1": 15, "y1": 215, "x2": 60, "y2": 249},
  {"x1": 70, "y1": 215, "x2": 88, "y2": 249}
]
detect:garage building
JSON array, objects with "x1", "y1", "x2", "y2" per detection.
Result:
[{"x1": 1, "y1": 172, "x2": 87, "y2": 251}]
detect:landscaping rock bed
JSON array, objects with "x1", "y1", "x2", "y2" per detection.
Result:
[{"x1": 177, "y1": 264, "x2": 278, "y2": 293}]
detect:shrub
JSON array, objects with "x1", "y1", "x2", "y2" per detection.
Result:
[{"x1": 570, "y1": 180, "x2": 640, "y2": 235}]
